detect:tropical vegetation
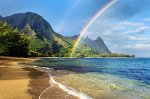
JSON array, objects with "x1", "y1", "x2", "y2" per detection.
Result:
[{"x1": 0, "y1": 12, "x2": 135, "y2": 58}]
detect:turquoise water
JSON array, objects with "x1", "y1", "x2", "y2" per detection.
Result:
[{"x1": 32, "y1": 58, "x2": 150, "y2": 99}]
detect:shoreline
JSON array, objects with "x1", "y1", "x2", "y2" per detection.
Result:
[
  {"x1": 1, "y1": 56, "x2": 149, "y2": 99},
  {"x1": 33, "y1": 66, "x2": 92, "y2": 99},
  {"x1": 0, "y1": 56, "x2": 79, "y2": 99},
  {"x1": 36, "y1": 57, "x2": 135, "y2": 59},
  {"x1": 33, "y1": 66, "x2": 80, "y2": 98},
  {"x1": 0, "y1": 56, "x2": 51, "y2": 99},
  {"x1": 50, "y1": 75, "x2": 92, "y2": 99}
]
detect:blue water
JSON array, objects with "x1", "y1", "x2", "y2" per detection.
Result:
[{"x1": 31, "y1": 58, "x2": 150, "y2": 99}]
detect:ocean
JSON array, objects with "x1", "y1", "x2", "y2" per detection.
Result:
[{"x1": 31, "y1": 58, "x2": 150, "y2": 99}]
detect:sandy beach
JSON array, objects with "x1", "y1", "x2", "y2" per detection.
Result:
[
  {"x1": 0, "y1": 56, "x2": 34, "y2": 99},
  {"x1": 0, "y1": 56, "x2": 78, "y2": 99}
]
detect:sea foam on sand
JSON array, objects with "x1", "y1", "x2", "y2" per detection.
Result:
[
  {"x1": 36, "y1": 66, "x2": 92, "y2": 99},
  {"x1": 50, "y1": 75, "x2": 92, "y2": 99}
]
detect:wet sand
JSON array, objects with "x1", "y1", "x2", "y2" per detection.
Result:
[
  {"x1": 0, "y1": 56, "x2": 78, "y2": 99},
  {"x1": 33, "y1": 67, "x2": 79, "y2": 99}
]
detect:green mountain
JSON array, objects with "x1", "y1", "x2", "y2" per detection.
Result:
[
  {"x1": 0, "y1": 12, "x2": 133, "y2": 57},
  {"x1": 1, "y1": 12, "x2": 103, "y2": 57},
  {"x1": 3, "y1": 12, "x2": 54, "y2": 40},
  {"x1": 0, "y1": 12, "x2": 72, "y2": 57}
]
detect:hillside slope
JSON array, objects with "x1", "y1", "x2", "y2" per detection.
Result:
[
  {"x1": 0, "y1": 12, "x2": 73, "y2": 56},
  {"x1": 3, "y1": 12, "x2": 54, "y2": 40},
  {"x1": 0, "y1": 12, "x2": 113, "y2": 57}
]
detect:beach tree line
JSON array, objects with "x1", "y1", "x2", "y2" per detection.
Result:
[
  {"x1": 0, "y1": 21, "x2": 30, "y2": 57},
  {"x1": 0, "y1": 21, "x2": 134, "y2": 57}
]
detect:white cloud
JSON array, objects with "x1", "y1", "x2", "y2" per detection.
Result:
[
  {"x1": 118, "y1": 22, "x2": 144, "y2": 27},
  {"x1": 126, "y1": 44, "x2": 150, "y2": 50},
  {"x1": 83, "y1": 19, "x2": 150, "y2": 57},
  {"x1": 111, "y1": 22, "x2": 145, "y2": 31},
  {"x1": 124, "y1": 26, "x2": 150, "y2": 35},
  {"x1": 143, "y1": 17, "x2": 150, "y2": 22},
  {"x1": 126, "y1": 36, "x2": 147, "y2": 41}
]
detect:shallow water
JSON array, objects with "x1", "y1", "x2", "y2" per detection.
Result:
[{"x1": 31, "y1": 58, "x2": 150, "y2": 99}]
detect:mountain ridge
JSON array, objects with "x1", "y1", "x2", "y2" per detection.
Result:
[
  {"x1": 2, "y1": 12, "x2": 54, "y2": 40},
  {"x1": 0, "y1": 12, "x2": 113, "y2": 57},
  {"x1": 0, "y1": 12, "x2": 74, "y2": 56},
  {"x1": 82, "y1": 36, "x2": 111, "y2": 54},
  {"x1": 67, "y1": 35, "x2": 78, "y2": 39},
  {"x1": 69, "y1": 35, "x2": 111, "y2": 54}
]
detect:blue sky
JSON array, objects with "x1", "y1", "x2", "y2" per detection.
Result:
[
  {"x1": 0, "y1": 0, "x2": 108, "y2": 35},
  {"x1": 0, "y1": 0, "x2": 150, "y2": 57}
]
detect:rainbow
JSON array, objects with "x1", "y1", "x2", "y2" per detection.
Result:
[{"x1": 70, "y1": 0, "x2": 118, "y2": 57}]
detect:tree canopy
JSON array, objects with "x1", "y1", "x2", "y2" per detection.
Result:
[{"x1": 0, "y1": 21, "x2": 30, "y2": 57}]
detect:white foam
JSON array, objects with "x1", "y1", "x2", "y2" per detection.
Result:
[
  {"x1": 50, "y1": 75, "x2": 92, "y2": 99},
  {"x1": 33, "y1": 66, "x2": 37, "y2": 68}
]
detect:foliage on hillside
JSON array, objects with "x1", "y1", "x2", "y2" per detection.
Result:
[
  {"x1": 89, "y1": 53, "x2": 135, "y2": 57},
  {"x1": 72, "y1": 43, "x2": 135, "y2": 58},
  {"x1": 72, "y1": 44, "x2": 94, "y2": 57},
  {"x1": 21, "y1": 23, "x2": 72, "y2": 57},
  {"x1": 0, "y1": 21, "x2": 135, "y2": 57},
  {"x1": 0, "y1": 21, "x2": 29, "y2": 57}
]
